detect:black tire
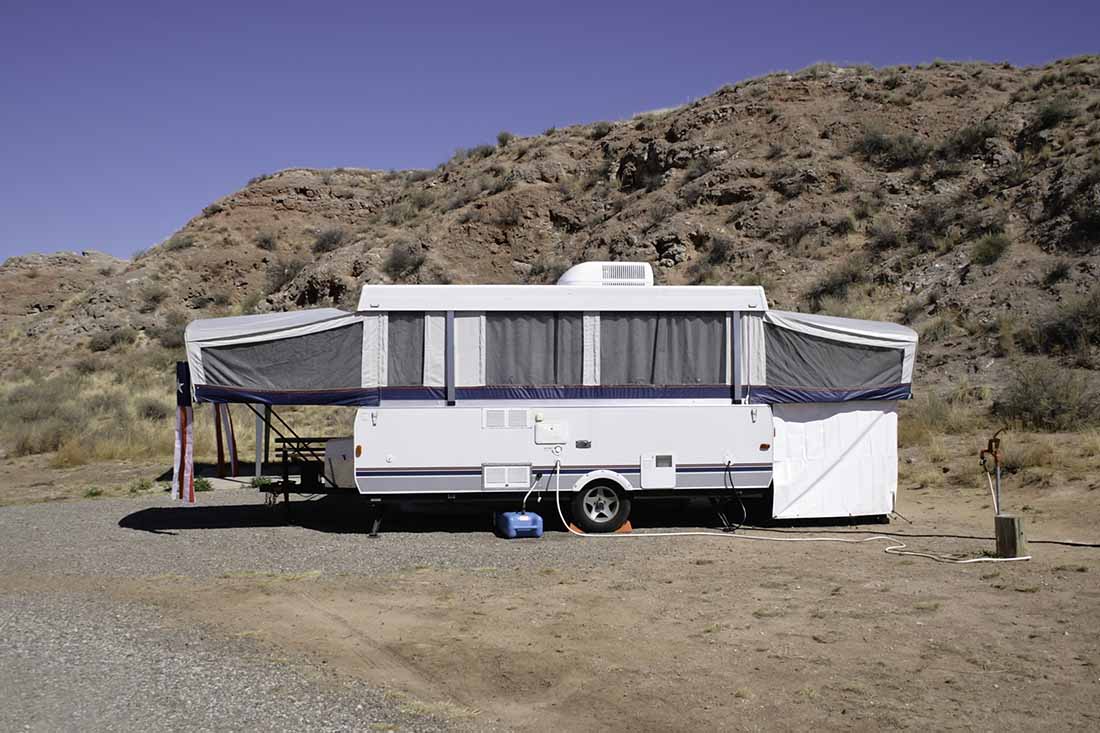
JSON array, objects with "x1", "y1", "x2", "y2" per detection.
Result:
[{"x1": 570, "y1": 481, "x2": 631, "y2": 533}]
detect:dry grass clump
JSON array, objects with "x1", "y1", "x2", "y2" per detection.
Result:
[
  {"x1": 993, "y1": 361, "x2": 1099, "y2": 431},
  {"x1": 851, "y1": 128, "x2": 931, "y2": 169},
  {"x1": 806, "y1": 254, "x2": 868, "y2": 311},
  {"x1": 311, "y1": 227, "x2": 347, "y2": 254},
  {"x1": 383, "y1": 241, "x2": 426, "y2": 279},
  {"x1": 971, "y1": 232, "x2": 1011, "y2": 265},
  {"x1": 1024, "y1": 286, "x2": 1100, "y2": 355},
  {"x1": 899, "y1": 391, "x2": 978, "y2": 447}
]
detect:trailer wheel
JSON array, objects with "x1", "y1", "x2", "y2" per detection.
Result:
[{"x1": 571, "y1": 481, "x2": 631, "y2": 533}]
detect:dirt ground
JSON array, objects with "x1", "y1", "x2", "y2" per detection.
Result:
[{"x1": 1, "y1": 448, "x2": 1099, "y2": 731}]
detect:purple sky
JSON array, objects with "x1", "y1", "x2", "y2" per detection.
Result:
[{"x1": 1, "y1": 1, "x2": 1096, "y2": 260}]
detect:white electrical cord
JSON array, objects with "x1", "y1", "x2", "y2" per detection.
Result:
[{"x1": 550, "y1": 460, "x2": 1031, "y2": 564}]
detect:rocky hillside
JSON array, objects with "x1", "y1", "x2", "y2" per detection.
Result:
[{"x1": 3, "y1": 55, "x2": 1099, "y2": 391}]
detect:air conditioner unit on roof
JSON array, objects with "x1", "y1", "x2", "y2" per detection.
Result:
[{"x1": 555, "y1": 261, "x2": 654, "y2": 287}]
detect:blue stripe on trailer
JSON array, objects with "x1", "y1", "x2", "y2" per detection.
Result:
[
  {"x1": 377, "y1": 385, "x2": 732, "y2": 401},
  {"x1": 194, "y1": 384, "x2": 381, "y2": 406},
  {"x1": 355, "y1": 463, "x2": 772, "y2": 477},
  {"x1": 747, "y1": 384, "x2": 912, "y2": 403}
]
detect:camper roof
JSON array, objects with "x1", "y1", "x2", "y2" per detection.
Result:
[{"x1": 356, "y1": 283, "x2": 768, "y2": 312}]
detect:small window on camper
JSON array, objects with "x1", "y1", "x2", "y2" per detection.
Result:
[
  {"x1": 486, "y1": 312, "x2": 583, "y2": 385},
  {"x1": 387, "y1": 313, "x2": 424, "y2": 386},
  {"x1": 600, "y1": 312, "x2": 726, "y2": 385}
]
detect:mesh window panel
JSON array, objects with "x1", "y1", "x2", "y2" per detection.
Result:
[
  {"x1": 203, "y1": 323, "x2": 363, "y2": 390},
  {"x1": 763, "y1": 323, "x2": 904, "y2": 390},
  {"x1": 600, "y1": 313, "x2": 726, "y2": 385},
  {"x1": 387, "y1": 313, "x2": 425, "y2": 386},
  {"x1": 486, "y1": 313, "x2": 582, "y2": 385}
]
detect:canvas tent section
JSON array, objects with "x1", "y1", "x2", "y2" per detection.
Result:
[
  {"x1": 770, "y1": 401, "x2": 898, "y2": 519},
  {"x1": 185, "y1": 309, "x2": 377, "y2": 405},
  {"x1": 740, "y1": 311, "x2": 917, "y2": 518},
  {"x1": 743, "y1": 310, "x2": 917, "y2": 404}
]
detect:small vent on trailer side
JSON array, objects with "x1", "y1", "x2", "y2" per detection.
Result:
[
  {"x1": 482, "y1": 464, "x2": 531, "y2": 489},
  {"x1": 484, "y1": 408, "x2": 530, "y2": 429}
]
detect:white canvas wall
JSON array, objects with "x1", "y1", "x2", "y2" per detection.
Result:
[{"x1": 772, "y1": 401, "x2": 897, "y2": 519}]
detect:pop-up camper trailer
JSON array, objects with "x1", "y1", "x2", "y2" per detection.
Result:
[{"x1": 183, "y1": 261, "x2": 917, "y2": 532}]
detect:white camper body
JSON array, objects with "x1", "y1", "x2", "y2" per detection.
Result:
[{"x1": 184, "y1": 261, "x2": 918, "y2": 529}]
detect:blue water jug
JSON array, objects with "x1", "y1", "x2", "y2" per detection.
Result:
[{"x1": 495, "y1": 511, "x2": 544, "y2": 539}]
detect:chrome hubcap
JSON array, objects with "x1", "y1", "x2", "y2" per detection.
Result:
[{"x1": 582, "y1": 486, "x2": 619, "y2": 523}]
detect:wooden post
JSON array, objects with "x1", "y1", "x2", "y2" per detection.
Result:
[{"x1": 995, "y1": 514, "x2": 1028, "y2": 558}]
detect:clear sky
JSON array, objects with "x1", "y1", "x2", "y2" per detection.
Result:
[{"x1": 1, "y1": 0, "x2": 1096, "y2": 260}]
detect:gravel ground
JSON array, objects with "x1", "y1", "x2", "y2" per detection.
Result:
[
  {"x1": 7, "y1": 486, "x2": 1089, "y2": 731},
  {"x1": 0, "y1": 591, "x2": 454, "y2": 733},
  {"x1": 0, "y1": 488, "x2": 770, "y2": 579}
]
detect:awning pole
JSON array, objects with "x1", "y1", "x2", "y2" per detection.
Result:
[
  {"x1": 255, "y1": 407, "x2": 263, "y2": 478},
  {"x1": 263, "y1": 405, "x2": 272, "y2": 464}
]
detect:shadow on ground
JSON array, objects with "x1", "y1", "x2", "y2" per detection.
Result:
[{"x1": 117, "y1": 495, "x2": 779, "y2": 536}]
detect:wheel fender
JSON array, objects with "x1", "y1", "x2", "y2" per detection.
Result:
[{"x1": 569, "y1": 470, "x2": 633, "y2": 493}]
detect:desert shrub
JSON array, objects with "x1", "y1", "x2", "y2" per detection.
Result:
[
  {"x1": 971, "y1": 232, "x2": 1011, "y2": 265},
  {"x1": 920, "y1": 314, "x2": 955, "y2": 343},
  {"x1": 851, "y1": 128, "x2": 930, "y2": 169},
  {"x1": 1064, "y1": 202, "x2": 1100, "y2": 250},
  {"x1": 1042, "y1": 260, "x2": 1071, "y2": 286},
  {"x1": 937, "y1": 121, "x2": 998, "y2": 160},
  {"x1": 868, "y1": 217, "x2": 903, "y2": 251},
  {"x1": 543, "y1": 127, "x2": 556, "y2": 136},
  {"x1": 409, "y1": 189, "x2": 435, "y2": 211},
  {"x1": 497, "y1": 130, "x2": 514, "y2": 147},
  {"x1": 88, "y1": 332, "x2": 113, "y2": 352},
  {"x1": 382, "y1": 241, "x2": 426, "y2": 279},
  {"x1": 202, "y1": 203, "x2": 224, "y2": 217},
  {"x1": 1036, "y1": 96, "x2": 1075, "y2": 130},
  {"x1": 470, "y1": 144, "x2": 496, "y2": 159},
  {"x1": 443, "y1": 181, "x2": 484, "y2": 211},
  {"x1": 899, "y1": 391, "x2": 976, "y2": 446},
  {"x1": 993, "y1": 362, "x2": 1099, "y2": 431},
  {"x1": 769, "y1": 166, "x2": 809, "y2": 199},
  {"x1": 164, "y1": 234, "x2": 195, "y2": 251},
  {"x1": 0, "y1": 375, "x2": 87, "y2": 456},
  {"x1": 526, "y1": 256, "x2": 571, "y2": 284},
  {"x1": 140, "y1": 285, "x2": 168, "y2": 312},
  {"x1": 496, "y1": 200, "x2": 523, "y2": 227},
  {"x1": 765, "y1": 143, "x2": 785, "y2": 160},
  {"x1": 311, "y1": 227, "x2": 347, "y2": 254},
  {"x1": 706, "y1": 234, "x2": 735, "y2": 264},
  {"x1": 73, "y1": 356, "x2": 102, "y2": 375},
  {"x1": 136, "y1": 397, "x2": 171, "y2": 421},
  {"x1": 265, "y1": 257, "x2": 305, "y2": 293},
  {"x1": 827, "y1": 212, "x2": 853, "y2": 235},
  {"x1": 781, "y1": 216, "x2": 818, "y2": 248},
  {"x1": 806, "y1": 255, "x2": 867, "y2": 310},
  {"x1": 684, "y1": 156, "x2": 716, "y2": 182},
  {"x1": 994, "y1": 313, "x2": 1019, "y2": 357},
  {"x1": 382, "y1": 201, "x2": 418, "y2": 226},
  {"x1": 195, "y1": 477, "x2": 214, "y2": 492},
  {"x1": 150, "y1": 311, "x2": 188, "y2": 349},
  {"x1": 1027, "y1": 287, "x2": 1100, "y2": 354},
  {"x1": 254, "y1": 231, "x2": 277, "y2": 251},
  {"x1": 1001, "y1": 439, "x2": 1056, "y2": 473},
  {"x1": 590, "y1": 121, "x2": 612, "y2": 140}
]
